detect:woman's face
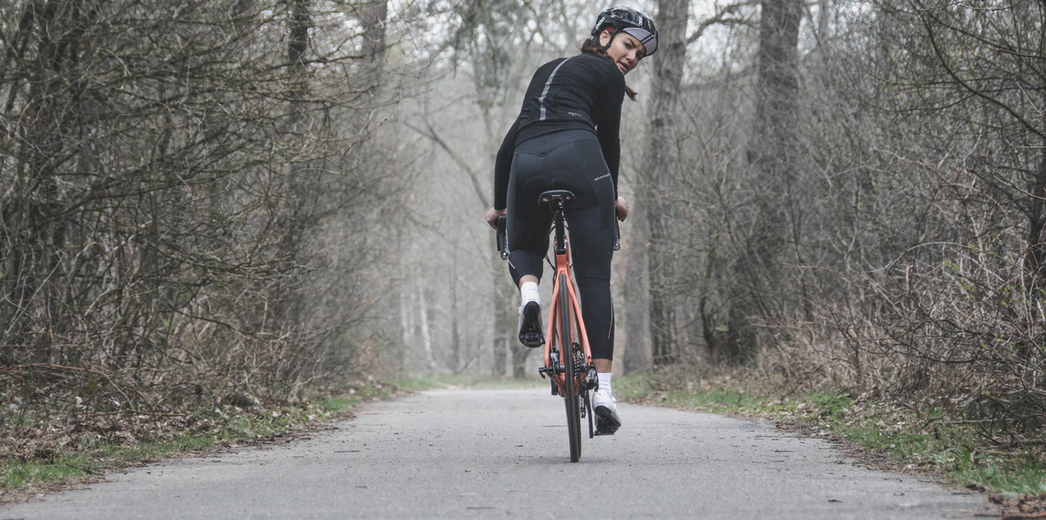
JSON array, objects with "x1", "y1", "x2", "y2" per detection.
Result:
[{"x1": 599, "y1": 29, "x2": 646, "y2": 75}]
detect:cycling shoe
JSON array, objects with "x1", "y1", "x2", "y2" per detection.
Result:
[{"x1": 518, "y1": 301, "x2": 544, "y2": 347}]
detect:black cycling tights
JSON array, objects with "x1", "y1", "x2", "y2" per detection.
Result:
[{"x1": 505, "y1": 129, "x2": 617, "y2": 361}]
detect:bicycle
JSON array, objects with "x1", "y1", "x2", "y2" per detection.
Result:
[{"x1": 496, "y1": 190, "x2": 603, "y2": 463}]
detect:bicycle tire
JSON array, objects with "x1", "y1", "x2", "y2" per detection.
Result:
[{"x1": 560, "y1": 273, "x2": 582, "y2": 462}]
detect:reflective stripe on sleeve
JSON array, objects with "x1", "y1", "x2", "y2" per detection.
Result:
[{"x1": 538, "y1": 58, "x2": 572, "y2": 121}]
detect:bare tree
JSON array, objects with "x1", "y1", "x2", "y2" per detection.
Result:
[{"x1": 0, "y1": 0, "x2": 402, "y2": 413}]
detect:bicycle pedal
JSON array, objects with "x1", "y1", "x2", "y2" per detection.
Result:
[
  {"x1": 550, "y1": 379, "x2": 559, "y2": 396},
  {"x1": 519, "y1": 332, "x2": 544, "y2": 348}
]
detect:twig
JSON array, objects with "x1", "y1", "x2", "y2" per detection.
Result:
[
  {"x1": 989, "y1": 439, "x2": 1046, "y2": 450},
  {"x1": 0, "y1": 364, "x2": 139, "y2": 416},
  {"x1": 63, "y1": 461, "x2": 102, "y2": 476},
  {"x1": 1003, "y1": 513, "x2": 1046, "y2": 520}
]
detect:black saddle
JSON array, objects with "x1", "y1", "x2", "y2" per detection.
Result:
[{"x1": 538, "y1": 190, "x2": 575, "y2": 207}]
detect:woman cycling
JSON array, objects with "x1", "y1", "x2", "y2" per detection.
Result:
[{"x1": 484, "y1": 7, "x2": 657, "y2": 434}]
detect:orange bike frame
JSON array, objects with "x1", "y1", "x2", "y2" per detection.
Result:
[{"x1": 543, "y1": 238, "x2": 594, "y2": 394}]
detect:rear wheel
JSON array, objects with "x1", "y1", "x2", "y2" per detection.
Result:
[{"x1": 560, "y1": 273, "x2": 582, "y2": 462}]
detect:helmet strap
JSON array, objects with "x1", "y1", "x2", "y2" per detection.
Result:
[{"x1": 600, "y1": 27, "x2": 618, "y2": 53}]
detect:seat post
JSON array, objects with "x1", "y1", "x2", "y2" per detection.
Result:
[
  {"x1": 554, "y1": 202, "x2": 567, "y2": 256},
  {"x1": 538, "y1": 190, "x2": 575, "y2": 257}
]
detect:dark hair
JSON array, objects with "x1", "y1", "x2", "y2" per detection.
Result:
[
  {"x1": 580, "y1": 36, "x2": 639, "y2": 102},
  {"x1": 579, "y1": 37, "x2": 607, "y2": 56}
]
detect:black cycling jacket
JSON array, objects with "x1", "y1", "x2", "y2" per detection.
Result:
[{"x1": 493, "y1": 52, "x2": 626, "y2": 210}]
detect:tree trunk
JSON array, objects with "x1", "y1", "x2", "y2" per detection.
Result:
[
  {"x1": 1026, "y1": 149, "x2": 1046, "y2": 285},
  {"x1": 451, "y1": 246, "x2": 461, "y2": 371},
  {"x1": 5, "y1": 0, "x2": 72, "y2": 366},
  {"x1": 725, "y1": 0, "x2": 802, "y2": 362},
  {"x1": 400, "y1": 288, "x2": 413, "y2": 364},
  {"x1": 359, "y1": 0, "x2": 388, "y2": 89},
  {"x1": 268, "y1": 0, "x2": 312, "y2": 335},
  {"x1": 491, "y1": 255, "x2": 509, "y2": 376},
  {"x1": 644, "y1": 0, "x2": 690, "y2": 366},
  {"x1": 419, "y1": 286, "x2": 438, "y2": 370},
  {"x1": 622, "y1": 204, "x2": 652, "y2": 374}
]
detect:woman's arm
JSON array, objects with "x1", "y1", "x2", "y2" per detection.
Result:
[
  {"x1": 595, "y1": 68, "x2": 626, "y2": 197},
  {"x1": 493, "y1": 119, "x2": 521, "y2": 211}
]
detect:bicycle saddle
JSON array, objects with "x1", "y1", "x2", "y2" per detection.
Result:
[{"x1": 538, "y1": 190, "x2": 575, "y2": 206}]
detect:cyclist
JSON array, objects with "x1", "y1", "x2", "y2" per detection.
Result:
[{"x1": 484, "y1": 6, "x2": 657, "y2": 433}]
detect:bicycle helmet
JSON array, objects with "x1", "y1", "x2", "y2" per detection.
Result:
[{"x1": 591, "y1": 6, "x2": 658, "y2": 56}]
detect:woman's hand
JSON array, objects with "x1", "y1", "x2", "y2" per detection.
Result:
[
  {"x1": 486, "y1": 206, "x2": 507, "y2": 229},
  {"x1": 615, "y1": 196, "x2": 629, "y2": 221}
]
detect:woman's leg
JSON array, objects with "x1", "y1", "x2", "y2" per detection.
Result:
[
  {"x1": 554, "y1": 137, "x2": 620, "y2": 431},
  {"x1": 506, "y1": 148, "x2": 554, "y2": 347},
  {"x1": 505, "y1": 150, "x2": 551, "y2": 287},
  {"x1": 557, "y1": 137, "x2": 617, "y2": 365}
]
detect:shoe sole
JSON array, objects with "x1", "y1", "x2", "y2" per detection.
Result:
[
  {"x1": 518, "y1": 301, "x2": 544, "y2": 348},
  {"x1": 594, "y1": 404, "x2": 621, "y2": 435}
]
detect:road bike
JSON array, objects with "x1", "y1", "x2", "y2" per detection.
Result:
[{"x1": 496, "y1": 190, "x2": 601, "y2": 462}]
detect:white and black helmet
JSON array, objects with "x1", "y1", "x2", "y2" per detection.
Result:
[{"x1": 591, "y1": 6, "x2": 658, "y2": 56}]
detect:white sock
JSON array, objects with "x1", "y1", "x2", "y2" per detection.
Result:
[
  {"x1": 598, "y1": 372, "x2": 612, "y2": 395},
  {"x1": 520, "y1": 281, "x2": 540, "y2": 307}
]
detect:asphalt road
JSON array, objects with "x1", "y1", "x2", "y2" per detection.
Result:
[{"x1": 1, "y1": 387, "x2": 994, "y2": 519}]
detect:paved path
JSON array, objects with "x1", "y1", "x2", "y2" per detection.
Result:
[{"x1": 1, "y1": 388, "x2": 993, "y2": 519}]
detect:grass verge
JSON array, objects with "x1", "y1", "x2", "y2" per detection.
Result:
[
  {"x1": 0, "y1": 373, "x2": 540, "y2": 501},
  {"x1": 615, "y1": 371, "x2": 1046, "y2": 505},
  {"x1": 0, "y1": 377, "x2": 408, "y2": 502}
]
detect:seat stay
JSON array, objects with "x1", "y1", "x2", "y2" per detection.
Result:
[
  {"x1": 562, "y1": 262, "x2": 594, "y2": 370},
  {"x1": 543, "y1": 262, "x2": 563, "y2": 385}
]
